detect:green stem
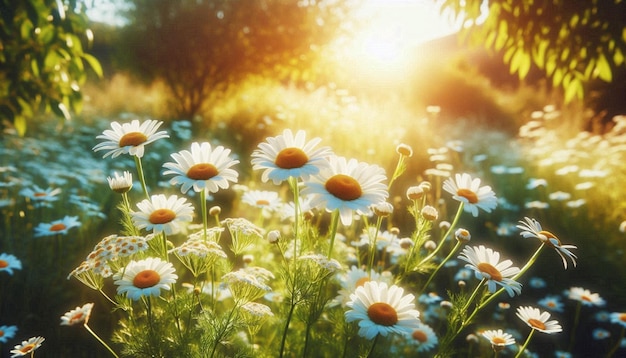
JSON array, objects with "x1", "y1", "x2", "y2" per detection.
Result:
[
  {"x1": 327, "y1": 210, "x2": 340, "y2": 259},
  {"x1": 569, "y1": 301, "x2": 582, "y2": 351},
  {"x1": 606, "y1": 326, "x2": 625, "y2": 358},
  {"x1": 514, "y1": 329, "x2": 536, "y2": 358},
  {"x1": 419, "y1": 202, "x2": 464, "y2": 266},
  {"x1": 201, "y1": 189, "x2": 208, "y2": 241},
  {"x1": 84, "y1": 324, "x2": 120, "y2": 358},
  {"x1": 420, "y1": 241, "x2": 462, "y2": 294},
  {"x1": 279, "y1": 299, "x2": 297, "y2": 358},
  {"x1": 367, "y1": 216, "x2": 384, "y2": 277},
  {"x1": 289, "y1": 177, "x2": 300, "y2": 273},
  {"x1": 460, "y1": 278, "x2": 486, "y2": 315},
  {"x1": 134, "y1": 155, "x2": 150, "y2": 200},
  {"x1": 367, "y1": 334, "x2": 380, "y2": 358}
]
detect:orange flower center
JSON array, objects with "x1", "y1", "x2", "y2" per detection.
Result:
[
  {"x1": 355, "y1": 277, "x2": 370, "y2": 287},
  {"x1": 0, "y1": 330, "x2": 4, "y2": 337},
  {"x1": 619, "y1": 313, "x2": 626, "y2": 322},
  {"x1": 367, "y1": 302, "x2": 398, "y2": 326},
  {"x1": 119, "y1": 132, "x2": 148, "y2": 147},
  {"x1": 275, "y1": 147, "x2": 309, "y2": 169},
  {"x1": 20, "y1": 344, "x2": 36, "y2": 353},
  {"x1": 0, "y1": 260, "x2": 8, "y2": 268},
  {"x1": 71, "y1": 312, "x2": 84, "y2": 323},
  {"x1": 149, "y1": 209, "x2": 176, "y2": 224},
  {"x1": 456, "y1": 188, "x2": 478, "y2": 203},
  {"x1": 538, "y1": 230, "x2": 561, "y2": 246},
  {"x1": 492, "y1": 337, "x2": 506, "y2": 345},
  {"x1": 133, "y1": 269, "x2": 161, "y2": 288},
  {"x1": 581, "y1": 294, "x2": 592, "y2": 302},
  {"x1": 34, "y1": 192, "x2": 48, "y2": 197},
  {"x1": 528, "y1": 318, "x2": 546, "y2": 330},
  {"x1": 256, "y1": 199, "x2": 270, "y2": 206},
  {"x1": 412, "y1": 329, "x2": 428, "y2": 342},
  {"x1": 325, "y1": 174, "x2": 362, "y2": 201},
  {"x1": 187, "y1": 163, "x2": 218, "y2": 180},
  {"x1": 50, "y1": 223, "x2": 67, "y2": 232},
  {"x1": 477, "y1": 262, "x2": 503, "y2": 281}
]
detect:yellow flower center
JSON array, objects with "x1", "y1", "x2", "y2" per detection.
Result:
[
  {"x1": 456, "y1": 188, "x2": 478, "y2": 203},
  {"x1": 50, "y1": 223, "x2": 67, "y2": 232},
  {"x1": 34, "y1": 192, "x2": 47, "y2": 197},
  {"x1": 0, "y1": 330, "x2": 4, "y2": 337},
  {"x1": 71, "y1": 312, "x2": 84, "y2": 323},
  {"x1": 119, "y1": 132, "x2": 148, "y2": 147},
  {"x1": 355, "y1": 277, "x2": 370, "y2": 287},
  {"x1": 367, "y1": 302, "x2": 398, "y2": 326},
  {"x1": 20, "y1": 343, "x2": 36, "y2": 353},
  {"x1": 0, "y1": 260, "x2": 8, "y2": 268},
  {"x1": 412, "y1": 329, "x2": 428, "y2": 342},
  {"x1": 538, "y1": 230, "x2": 561, "y2": 246},
  {"x1": 325, "y1": 174, "x2": 362, "y2": 201},
  {"x1": 149, "y1": 209, "x2": 176, "y2": 225},
  {"x1": 187, "y1": 163, "x2": 218, "y2": 180},
  {"x1": 528, "y1": 318, "x2": 546, "y2": 330},
  {"x1": 133, "y1": 269, "x2": 161, "y2": 288},
  {"x1": 477, "y1": 262, "x2": 503, "y2": 281},
  {"x1": 581, "y1": 294, "x2": 592, "y2": 302},
  {"x1": 256, "y1": 199, "x2": 270, "y2": 206},
  {"x1": 275, "y1": 147, "x2": 309, "y2": 169},
  {"x1": 492, "y1": 337, "x2": 506, "y2": 345},
  {"x1": 619, "y1": 313, "x2": 626, "y2": 322}
]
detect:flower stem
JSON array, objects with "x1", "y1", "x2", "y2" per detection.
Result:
[
  {"x1": 279, "y1": 300, "x2": 297, "y2": 358},
  {"x1": 200, "y1": 189, "x2": 208, "y2": 241},
  {"x1": 367, "y1": 216, "x2": 384, "y2": 277},
  {"x1": 419, "y1": 202, "x2": 464, "y2": 266},
  {"x1": 367, "y1": 334, "x2": 380, "y2": 358},
  {"x1": 514, "y1": 329, "x2": 536, "y2": 358},
  {"x1": 420, "y1": 241, "x2": 462, "y2": 294},
  {"x1": 606, "y1": 326, "x2": 625, "y2": 358},
  {"x1": 327, "y1": 210, "x2": 340, "y2": 259},
  {"x1": 134, "y1": 156, "x2": 150, "y2": 200},
  {"x1": 84, "y1": 324, "x2": 120, "y2": 358},
  {"x1": 568, "y1": 301, "x2": 582, "y2": 351}
]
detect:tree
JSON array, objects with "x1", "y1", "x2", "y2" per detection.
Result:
[
  {"x1": 118, "y1": 0, "x2": 351, "y2": 120},
  {"x1": 439, "y1": 0, "x2": 626, "y2": 103},
  {"x1": 0, "y1": 0, "x2": 102, "y2": 136}
]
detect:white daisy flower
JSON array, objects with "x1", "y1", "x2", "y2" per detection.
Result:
[
  {"x1": 610, "y1": 312, "x2": 626, "y2": 328},
  {"x1": 93, "y1": 119, "x2": 169, "y2": 158},
  {"x1": 34, "y1": 216, "x2": 81, "y2": 237},
  {"x1": 0, "y1": 253, "x2": 22, "y2": 275},
  {"x1": 131, "y1": 194, "x2": 194, "y2": 235},
  {"x1": 60, "y1": 303, "x2": 94, "y2": 326},
  {"x1": 107, "y1": 171, "x2": 133, "y2": 193},
  {"x1": 302, "y1": 156, "x2": 388, "y2": 226},
  {"x1": 458, "y1": 245, "x2": 522, "y2": 297},
  {"x1": 251, "y1": 129, "x2": 332, "y2": 184},
  {"x1": 19, "y1": 185, "x2": 62, "y2": 208},
  {"x1": 442, "y1": 173, "x2": 497, "y2": 217},
  {"x1": 0, "y1": 325, "x2": 18, "y2": 344},
  {"x1": 407, "y1": 322, "x2": 439, "y2": 352},
  {"x1": 517, "y1": 217, "x2": 577, "y2": 269},
  {"x1": 241, "y1": 190, "x2": 282, "y2": 215},
  {"x1": 114, "y1": 257, "x2": 178, "y2": 301},
  {"x1": 516, "y1": 306, "x2": 562, "y2": 334},
  {"x1": 345, "y1": 281, "x2": 421, "y2": 340},
  {"x1": 567, "y1": 287, "x2": 606, "y2": 307},
  {"x1": 481, "y1": 329, "x2": 515, "y2": 351},
  {"x1": 10, "y1": 336, "x2": 45, "y2": 357},
  {"x1": 162, "y1": 142, "x2": 239, "y2": 194}
]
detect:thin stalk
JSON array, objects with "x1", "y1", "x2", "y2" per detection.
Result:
[
  {"x1": 606, "y1": 326, "x2": 625, "y2": 358},
  {"x1": 420, "y1": 241, "x2": 462, "y2": 294},
  {"x1": 279, "y1": 299, "x2": 297, "y2": 358},
  {"x1": 367, "y1": 334, "x2": 380, "y2": 358},
  {"x1": 367, "y1": 216, "x2": 384, "y2": 277},
  {"x1": 134, "y1": 156, "x2": 150, "y2": 200},
  {"x1": 419, "y1": 202, "x2": 464, "y2": 266},
  {"x1": 84, "y1": 324, "x2": 120, "y2": 358},
  {"x1": 514, "y1": 329, "x2": 536, "y2": 358},
  {"x1": 327, "y1": 210, "x2": 340, "y2": 259},
  {"x1": 568, "y1": 301, "x2": 582, "y2": 351},
  {"x1": 201, "y1": 189, "x2": 208, "y2": 241}
]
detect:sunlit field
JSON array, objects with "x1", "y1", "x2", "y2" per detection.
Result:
[{"x1": 2, "y1": 1, "x2": 626, "y2": 358}]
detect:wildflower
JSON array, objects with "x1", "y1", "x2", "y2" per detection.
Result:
[
  {"x1": 458, "y1": 245, "x2": 522, "y2": 297},
  {"x1": 222, "y1": 267, "x2": 273, "y2": 303},
  {"x1": 223, "y1": 217, "x2": 264, "y2": 255},
  {"x1": 418, "y1": 292, "x2": 442, "y2": 305},
  {"x1": 407, "y1": 322, "x2": 438, "y2": 352},
  {"x1": 0, "y1": 253, "x2": 22, "y2": 275},
  {"x1": 302, "y1": 156, "x2": 388, "y2": 226},
  {"x1": 241, "y1": 190, "x2": 282, "y2": 213},
  {"x1": 555, "y1": 351, "x2": 573, "y2": 358},
  {"x1": 567, "y1": 287, "x2": 606, "y2": 307},
  {"x1": 549, "y1": 191, "x2": 571, "y2": 201},
  {"x1": 406, "y1": 185, "x2": 424, "y2": 200},
  {"x1": 240, "y1": 302, "x2": 274, "y2": 333},
  {"x1": 335, "y1": 266, "x2": 383, "y2": 307},
  {"x1": 372, "y1": 201, "x2": 394, "y2": 217},
  {"x1": 455, "y1": 228, "x2": 471, "y2": 243},
  {"x1": 10, "y1": 336, "x2": 45, "y2": 357},
  {"x1": 421, "y1": 205, "x2": 438, "y2": 221},
  {"x1": 60, "y1": 303, "x2": 94, "y2": 326},
  {"x1": 517, "y1": 217, "x2": 578, "y2": 269},
  {"x1": 19, "y1": 185, "x2": 61, "y2": 208},
  {"x1": 595, "y1": 311, "x2": 611, "y2": 322},
  {"x1": 538, "y1": 295, "x2": 565, "y2": 312},
  {"x1": 482, "y1": 329, "x2": 515, "y2": 351},
  {"x1": 610, "y1": 313, "x2": 626, "y2": 328},
  {"x1": 442, "y1": 173, "x2": 497, "y2": 217},
  {"x1": 516, "y1": 306, "x2": 562, "y2": 334},
  {"x1": 592, "y1": 328, "x2": 611, "y2": 340},
  {"x1": 34, "y1": 216, "x2": 81, "y2": 237},
  {"x1": 93, "y1": 119, "x2": 169, "y2": 158},
  {"x1": 251, "y1": 129, "x2": 332, "y2": 184},
  {"x1": 114, "y1": 257, "x2": 178, "y2": 301},
  {"x1": 163, "y1": 142, "x2": 239, "y2": 194},
  {"x1": 170, "y1": 237, "x2": 227, "y2": 277},
  {"x1": 345, "y1": 281, "x2": 421, "y2": 340},
  {"x1": 525, "y1": 200, "x2": 549, "y2": 209},
  {"x1": 107, "y1": 171, "x2": 133, "y2": 193},
  {"x1": 266, "y1": 230, "x2": 280, "y2": 244},
  {"x1": 0, "y1": 325, "x2": 18, "y2": 343},
  {"x1": 396, "y1": 143, "x2": 413, "y2": 157},
  {"x1": 131, "y1": 194, "x2": 194, "y2": 235},
  {"x1": 528, "y1": 277, "x2": 547, "y2": 289}
]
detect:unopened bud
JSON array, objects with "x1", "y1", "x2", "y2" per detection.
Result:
[
  {"x1": 421, "y1": 205, "x2": 438, "y2": 221},
  {"x1": 406, "y1": 186, "x2": 424, "y2": 200}
]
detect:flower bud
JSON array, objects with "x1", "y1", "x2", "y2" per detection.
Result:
[
  {"x1": 455, "y1": 228, "x2": 471, "y2": 243},
  {"x1": 209, "y1": 206, "x2": 222, "y2": 216},
  {"x1": 372, "y1": 201, "x2": 394, "y2": 217},
  {"x1": 395, "y1": 143, "x2": 413, "y2": 157},
  {"x1": 421, "y1": 205, "x2": 438, "y2": 221},
  {"x1": 267, "y1": 230, "x2": 280, "y2": 244},
  {"x1": 406, "y1": 186, "x2": 424, "y2": 200}
]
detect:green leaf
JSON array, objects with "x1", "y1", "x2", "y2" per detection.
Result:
[
  {"x1": 14, "y1": 115, "x2": 27, "y2": 137},
  {"x1": 595, "y1": 53, "x2": 612, "y2": 82},
  {"x1": 82, "y1": 53, "x2": 103, "y2": 78},
  {"x1": 518, "y1": 51, "x2": 531, "y2": 79},
  {"x1": 564, "y1": 78, "x2": 583, "y2": 103}
]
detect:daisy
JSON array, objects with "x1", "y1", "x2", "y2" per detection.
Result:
[
  {"x1": 610, "y1": 312, "x2": 626, "y2": 328},
  {"x1": 517, "y1": 217, "x2": 578, "y2": 269},
  {"x1": 481, "y1": 329, "x2": 515, "y2": 351},
  {"x1": 442, "y1": 173, "x2": 497, "y2": 217},
  {"x1": 335, "y1": 266, "x2": 384, "y2": 307},
  {"x1": 0, "y1": 325, "x2": 18, "y2": 343},
  {"x1": 34, "y1": 216, "x2": 81, "y2": 237},
  {"x1": 60, "y1": 303, "x2": 94, "y2": 326},
  {"x1": 93, "y1": 119, "x2": 169, "y2": 158},
  {"x1": 302, "y1": 156, "x2": 388, "y2": 226},
  {"x1": 567, "y1": 287, "x2": 606, "y2": 307},
  {"x1": 163, "y1": 142, "x2": 239, "y2": 194},
  {"x1": 458, "y1": 245, "x2": 522, "y2": 297},
  {"x1": 107, "y1": 171, "x2": 133, "y2": 193},
  {"x1": 251, "y1": 129, "x2": 332, "y2": 184},
  {"x1": 131, "y1": 194, "x2": 194, "y2": 235},
  {"x1": 538, "y1": 295, "x2": 565, "y2": 312},
  {"x1": 345, "y1": 281, "x2": 421, "y2": 340},
  {"x1": 0, "y1": 253, "x2": 22, "y2": 275},
  {"x1": 114, "y1": 257, "x2": 178, "y2": 301},
  {"x1": 516, "y1": 306, "x2": 562, "y2": 334},
  {"x1": 240, "y1": 190, "x2": 282, "y2": 214},
  {"x1": 406, "y1": 322, "x2": 438, "y2": 352},
  {"x1": 19, "y1": 185, "x2": 61, "y2": 208},
  {"x1": 10, "y1": 336, "x2": 45, "y2": 357}
]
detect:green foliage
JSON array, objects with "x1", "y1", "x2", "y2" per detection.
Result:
[
  {"x1": 0, "y1": 0, "x2": 102, "y2": 136},
  {"x1": 439, "y1": 0, "x2": 626, "y2": 102},
  {"x1": 118, "y1": 0, "x2": 353, "y2": 120}
]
